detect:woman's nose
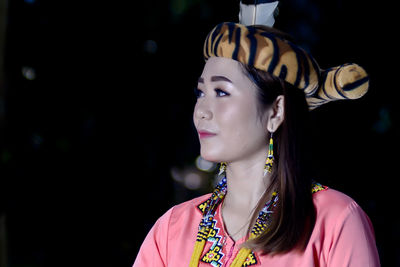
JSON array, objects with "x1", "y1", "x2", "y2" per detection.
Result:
[{"x1": 195, "y1": 102, "x2": 213, "y2": 121}]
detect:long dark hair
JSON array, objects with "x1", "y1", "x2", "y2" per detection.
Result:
[{"x1": 241, "y1": 63, "x2": 316, "y2": 255}]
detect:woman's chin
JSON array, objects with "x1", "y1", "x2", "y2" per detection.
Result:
[{"x1": 199, "y1": 149, "x2": 223, "y2": 163}]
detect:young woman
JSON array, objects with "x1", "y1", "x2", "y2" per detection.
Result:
[{"x1": 133, "y1": 22, "x2": 380, "y2": 267}]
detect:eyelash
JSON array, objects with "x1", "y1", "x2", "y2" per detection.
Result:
[
  {"x1": 194, "y1": 88, "x2": 204, "y2": 98},
  {"x1": 215, "y1": 89, "x2": 229, "y2": 97},
  {"x1": 194, "y1": 88, "x2": 230, "y2": 98}
]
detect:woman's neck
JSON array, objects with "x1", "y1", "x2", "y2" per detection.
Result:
[
  {"x1": 224, "y1": 150, "x2": 271, "y2": 210},
  {"x1": 220, "y1": 150, "x2": 272, "y2": 241}
]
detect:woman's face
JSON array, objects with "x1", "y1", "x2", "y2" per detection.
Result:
[{"x1": 193, "y1": 57, "x2": 269, "y2": 163}]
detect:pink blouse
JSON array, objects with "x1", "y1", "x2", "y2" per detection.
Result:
[{"x1": 133, "y1": 188, "x2": 380, "y2": 266}]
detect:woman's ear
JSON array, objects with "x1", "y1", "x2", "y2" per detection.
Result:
[{"x1": 266, "y1": 95, "x2": 285, "y2": 133}]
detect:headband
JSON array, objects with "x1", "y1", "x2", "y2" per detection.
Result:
[{"x1": 203, "y1": 22, "x2": 369, "y2": 110}]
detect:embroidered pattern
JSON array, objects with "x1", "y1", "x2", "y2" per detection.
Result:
[
  {"x1": 242, "y1": 251, "x2": 258, "y2": 266},
  {"x1": 202, "y1": 246, "x2": 224, "y2": 266},
  {"x1": 200, "y1": 219, "x2": 225, "y2": 266},
  {"x1": 197, "y1": 199, "x2": 209, "y2": 213},
  {"x1": 198, "y1": 199, "x2": 209, "y2": 213},
  {"x1": 311, "y1": 181, "x2": 328, "y2": 194}
]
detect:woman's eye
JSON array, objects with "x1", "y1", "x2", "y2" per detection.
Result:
[
  {"x1": 215, "y1": 88, "x2": 230, "y2": 97},
  {"x1": 194, "y1": 88, "x2": 204, "y2": 98}
]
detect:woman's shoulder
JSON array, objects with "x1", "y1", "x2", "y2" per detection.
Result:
[
  {"x1": 313, "y1": 186, "x2": 355, "y2": 208},
  {"x1": 148, "y1": 193, "x2": 211, "y2": 237},
  {"x1": 310, "y1": 186, "x2": 380, "y2": 265},
  {"x1": 312, "y1": 186, "x2": 369, "y2": 225},
  {"x1": 170, "y1": 193, "x2": 211, "y2": 217},
  {"x1": 152, "y1": 194, "x2": 211, "y2": 240}
]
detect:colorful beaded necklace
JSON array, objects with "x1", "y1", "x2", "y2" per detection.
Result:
[
  {"x1": 189, "y1": 177, "x2": 328, "y2": 267},
  {"x1": 189, "y1": 176, "x2": 279, "y2": 267}
]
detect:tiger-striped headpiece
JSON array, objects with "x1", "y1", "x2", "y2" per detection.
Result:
[{"x1": 203, "y1": 22, "x2": 369, "y2": 110}]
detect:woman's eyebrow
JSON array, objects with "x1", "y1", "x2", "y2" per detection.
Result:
[
  {"x1": 198, "y1": 76, "x2": 233, "y2": 84},
  {"x1": 211, "y1": 76, "x2": 232, "y2": 83}
]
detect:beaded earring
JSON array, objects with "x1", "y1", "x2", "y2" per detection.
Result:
[{"x1": 264, "y1": 132, "x2": 274, "y2": 176}]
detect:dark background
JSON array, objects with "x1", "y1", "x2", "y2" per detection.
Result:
[{"x1": 0, "y1": 0, "x2": 398, "y2": 266}]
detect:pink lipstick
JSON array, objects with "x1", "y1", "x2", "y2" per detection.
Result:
[{"x1": 198, "y1": 130, "x2": 217, "y2": 139}]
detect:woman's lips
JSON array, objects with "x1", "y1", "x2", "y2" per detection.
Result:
[{"x1": 198, "y1": 130, "x2": 217, "y2": 139}]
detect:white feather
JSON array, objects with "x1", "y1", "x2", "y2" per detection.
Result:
[{"x1": 239, "y1": 1, "x2": 279, "y2": 27}]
